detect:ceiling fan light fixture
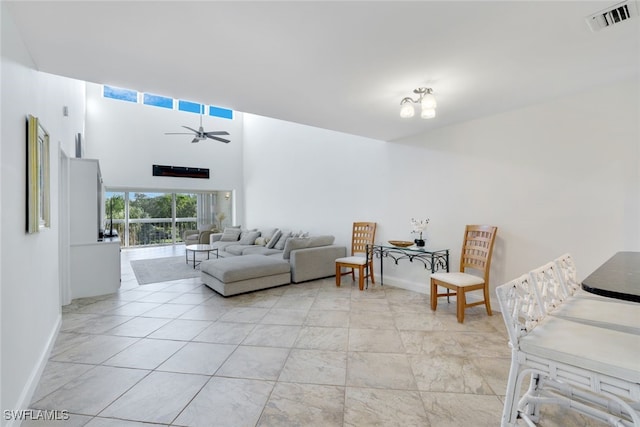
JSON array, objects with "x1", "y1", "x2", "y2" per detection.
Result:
[{"x1": 165, "y1": 114, "x2": 231, "y2": 143}]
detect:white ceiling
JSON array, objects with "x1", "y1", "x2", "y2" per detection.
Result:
[{"x1": 5, "y1": 1, "x2": 640, "y2": 141}]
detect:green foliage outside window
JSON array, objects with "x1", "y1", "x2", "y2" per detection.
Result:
[{"x1": 105, "y1": 192, "x2": 199, "y2": 246}]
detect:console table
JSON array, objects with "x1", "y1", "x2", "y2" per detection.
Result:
[{"x1": 367, "y1": 244, "x2": 449, "y2": 287}]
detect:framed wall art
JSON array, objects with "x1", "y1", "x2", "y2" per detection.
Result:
[{"x1": 26, "y1": 114, "x2": 50, "y2": 233}]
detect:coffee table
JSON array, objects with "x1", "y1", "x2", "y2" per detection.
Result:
[{"x1": 185, "y1": 244, "x2": 218, "y2": 269}]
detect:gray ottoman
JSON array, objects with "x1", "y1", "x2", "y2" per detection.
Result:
[{"x1": 200, "y1": 255, "x2": 291, "y2": 296}]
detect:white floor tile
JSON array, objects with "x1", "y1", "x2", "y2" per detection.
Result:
[{"x1": 30, "y1": 246, "x2": 609, "y2": 427}]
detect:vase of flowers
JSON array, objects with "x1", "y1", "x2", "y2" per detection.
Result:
[{"x1": 410, "y1": 218, "x2": 430, "y2": 247}]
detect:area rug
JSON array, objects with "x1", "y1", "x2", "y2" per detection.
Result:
[{"x1": 130, "y1": 256, "x2": 202, "y2": 285}]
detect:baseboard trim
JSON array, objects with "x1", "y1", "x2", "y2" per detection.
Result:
[
  {"x1": 372, "y1": 274, "x2": 428, "y2": 294},
  {"x1": 6, "y1": 313, "x2": 61, "y2": 427}
]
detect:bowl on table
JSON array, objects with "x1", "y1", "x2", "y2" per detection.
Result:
[{"x1": 388, "y1": 240, "x2": 414, "y2": 248}]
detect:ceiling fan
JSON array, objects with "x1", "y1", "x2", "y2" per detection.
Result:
[{"x1": 165, "y1": 114, "x2": 230, "y2": 143}]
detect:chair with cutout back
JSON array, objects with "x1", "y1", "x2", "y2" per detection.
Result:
[
  {"x1": 430, "y1": 224, "x2": 498, "y2": 323},
  {"x1": 335, "y1": 222, "x2": 377, "y2": 291},
  {"x1": 497, "y1": 269, "x2": 640, "y2": 426}
]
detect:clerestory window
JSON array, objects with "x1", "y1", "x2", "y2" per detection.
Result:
[{"x1": 103, "y1": 85, "x2": 233, "y2": 119}]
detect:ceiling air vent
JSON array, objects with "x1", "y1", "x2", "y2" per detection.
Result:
[{"x1": 586, "y1": 1, "x2": 639, "y2": 31}]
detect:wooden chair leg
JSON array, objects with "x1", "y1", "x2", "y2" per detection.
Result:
[
  {"x1": 430, "y1": 280, "x2": 437, "y2": 311},
  {"x1": 358, "y1": 266, "x2": 364, "y2": 290},
  {"x1": 368, "y1": 261, "x2": 375, "y2": 284},
  {"x1": 336, "y1": 264, "x2": 341, "y2": 286},
  {"x1": 457, "y1": 287, "x2": 465, "y2": 323},
  {"x1": 351, "y1": 268, "x2": 355, "y2": 281},
  {"x1": 484, "y1": 286, "x2": 492, "y2": 316}
]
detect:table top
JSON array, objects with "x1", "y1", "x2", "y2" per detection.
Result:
[
  {"x1": 372, "y1": 243, "x2": 448, "y2": 254},
  {"x1": 185, "y1": 244, "x2": 215, "y2": 251},
  {"x1": 581, "y1": 251, "x2": 640, "y2": 303}
]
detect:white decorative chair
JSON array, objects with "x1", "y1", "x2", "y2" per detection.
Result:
[
  {"x1": 529, "y1": 261, "x2": 568, "y2": 313},
  {"x1": 554, "y1": 253, "x2": 582, "y2": 296},
  {"x1": 496, "y1": 272, "x2": 640, "y2": 427},
  {"x1": 551, "y1": 253, "x2": 640, "y2": 335}
]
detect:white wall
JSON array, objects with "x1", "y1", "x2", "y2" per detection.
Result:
[
  {"x1": 393, "y1": 80, "x2": 639, "y2": 292},
  {"x1": 243, "y1": 79, "x2": 639, "y2": 297},
  {"x1": 1, "y1": 1, "x2": 637, "y2": 417},
  {"x1": 1, "y1": 4, "x2": 86, "y2": 424},
  {"x1": 84, "y1": 83, "x2": 246, "y2": 224},
  {"x1": 243, "y1": 114, "x2": 390, "y2": 236}
]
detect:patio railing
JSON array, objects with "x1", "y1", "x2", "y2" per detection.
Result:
[{"x1": 106, "y1": 218, "x2": 198, "y2": 247}]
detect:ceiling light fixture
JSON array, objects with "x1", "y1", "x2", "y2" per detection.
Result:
[{"x1": 400, "y1": 87, "x2": 437, "y2": 119}]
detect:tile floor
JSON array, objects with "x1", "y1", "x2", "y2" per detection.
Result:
[{"x1": 26, "y1": 246, "x2": 606, "y2": 426}]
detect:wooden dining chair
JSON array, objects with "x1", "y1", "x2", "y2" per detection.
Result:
[
  {"x1": 335, "y1": 222, "x2": 377, "y2": 291},
  {"x1": 430, "y1": 224, "x2": 498, "y2": 323}
]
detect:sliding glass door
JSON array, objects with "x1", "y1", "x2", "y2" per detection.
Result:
[{"x1": 104, "y1": 190, "x2": 232, "y2": 247}]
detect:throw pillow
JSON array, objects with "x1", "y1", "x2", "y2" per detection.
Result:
[
  {"x1": 266, "y1": 229, "x2": 282, "y2": 249},
  {"x1": 254, "y1": 237, "x2": 267, "y2": 246},
  {"x1": 239, "y1": 230, "x2": 261, "y2": 245},
  {"x1": 220, "y1": 227, "x2": 242, "y2": 242},
  {"x1": 283, "y1": 237, "x2": 310, "y2": 259},
  {"x1": 259, "y1": 228, "x2": 278, "y2": 241},
  {"x1": 293, "y1": 230, "x2": 309, "y2": 238},
  {"x1": 274, "y1": 230, "x2": 292, "y2": 250}
]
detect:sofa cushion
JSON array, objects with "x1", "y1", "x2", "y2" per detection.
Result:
[
  {"x1": 220, "y1": 227, "x2": 242, "y2": 242},
  {"x1": 283, "y1": 237, "x2": 311, "y2": 260},
  {"x1": 266, "y1": 229, "x2": 282, "y2": 249},
  {"x1": 242, "y1": 246, "x2": 282, "y2": 256},
  {"x1": 274, "y1": 230, "x2": 292, "y2": 250},
  {"x1": 224, "y1": 244, "x2": 253, "y2": 256},
  {"x1": 307, "y1": 235, "x2": 335, "y2": 248},
  {"x1": 211, "y1": 241, "x2": 242, "y2": 251},
  {"x1": 201, "y1": 255, "x2": 290, "y2": 283},
  {"x1": 293, "y1": 230, "x2": 310, "y2": 238},
  {"x1": 239, "y1": 230, "x2": 261, "y2": 245}
]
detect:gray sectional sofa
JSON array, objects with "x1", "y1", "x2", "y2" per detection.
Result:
[{"x1": 200, "y1": 227, "x2": 347, "y2": 296}]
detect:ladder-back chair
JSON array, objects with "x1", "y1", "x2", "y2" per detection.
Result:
[
  {"x1": 430, "y1": 224, "x2": 498, "y2": 323},
  {"x1": 335, "y1": 222, "x2": 377, "y2": 291}
]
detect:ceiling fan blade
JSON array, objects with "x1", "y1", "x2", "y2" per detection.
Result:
[
  {"x1": 204, "y1": 131, "x2": 230, "y2": 136},
  {"x1": 191, "y1": 137, "x2": 200, "y2": 143},
  {"x1": 182, "y1": 126, "x2": 199, "y2": 133},
  {"x1": 207, "y1": 135, "x2": 230, "y2": 143},
  {"x1": 165, "y1": 132, "x2": 196, "y2": 135}
]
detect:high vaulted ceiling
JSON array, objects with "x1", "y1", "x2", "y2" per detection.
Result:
[{"x1": 5, "y1": 1, "x2": 640, "y2": 141}]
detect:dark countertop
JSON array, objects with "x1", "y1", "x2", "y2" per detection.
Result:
[{"x1": 582, "y1": 251, "x2": 640, "y2": 303}]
